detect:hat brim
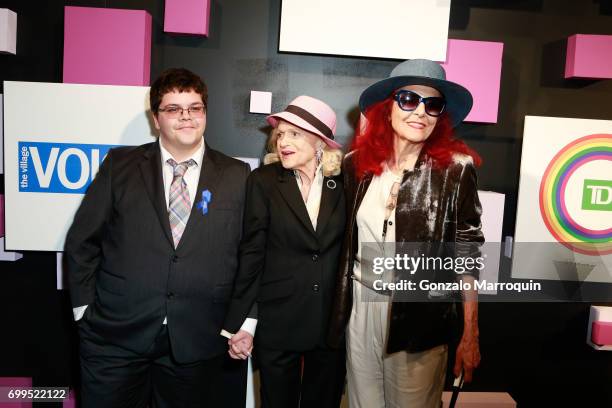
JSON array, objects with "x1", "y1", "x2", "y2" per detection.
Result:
[
  {"x1": 358, "y1": 76, "x2": 473, "y2": 127},
  {"x1": 267, "y1": 112, "x2": 342, "y2": 149}
]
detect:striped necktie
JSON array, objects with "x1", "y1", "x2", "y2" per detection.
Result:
[{"x1": 167, "y1": 158, "x2": 196, "y2": 247}]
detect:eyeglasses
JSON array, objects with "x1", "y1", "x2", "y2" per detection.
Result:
[
  {"x1": 157, "y1": 104, "x2": 206, "y2": 118},
  {"x1": 393, "y1": 90, "x2": 446, "y2": 117}
]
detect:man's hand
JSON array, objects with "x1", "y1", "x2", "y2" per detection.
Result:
[
  {"x1": 228, "y1": 330, "x2": 254, "y2": 360},
  {"x1": 453, "y1": 329, "x2": 480, "y2": 383}
]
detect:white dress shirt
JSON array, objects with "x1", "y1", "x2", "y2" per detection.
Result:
[
  {"x1": 159, "y1": 138, "x2": 205, "y2": 212},
  {"x1": 295, "y1": 164, "x2": 324, "y2": 230}
]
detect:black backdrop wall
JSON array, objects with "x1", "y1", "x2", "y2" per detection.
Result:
[{"x1": 1, "y1": 0, "x2": 612, "y2": 406}]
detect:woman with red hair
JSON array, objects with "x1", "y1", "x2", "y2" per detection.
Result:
[{"x1": 328, "y1": 59, "x2": 484, "y2": 407}]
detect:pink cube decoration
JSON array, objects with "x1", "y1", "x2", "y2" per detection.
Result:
[
  {"x1": 63, "y1": 6, "x2": 152, "y2": 86},
  {"x1": 0, "y1": 377, "x2": 32, "y2": 408},
  {"x1": 592, "y1": 321, "x2": 612, "y2": 346},
  {"x1": 440, "y1": 39, "x2": 504, "y2": 124},
  {"x1": 442, "y1": 391, "x2": 516, "y2": 408},
  {"x1": 587, "y1": 306, "x2": 612, "y2": 350},
  {"x1": 164, "y1": 0, "x2": 210, "y2": 36},
  {"x1": 62, "y1": 389, "x2": 76, "y2": 408},
  {"x1": 0, "y1": 93, "x2": 4, "y2": 173},
  {"x1": 0, "y1": 194, "x2": 4, "y2": 237},
  {"x1": 565, "y1": 34, "x2": 612, "y2": 79}
]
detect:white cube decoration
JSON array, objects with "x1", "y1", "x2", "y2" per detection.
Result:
[
  {"x1": 57, "y1": 252, "x2": 64, "y2": 290},
  {"x1": 235, "y1": 157, "x2": 260, "y2": 171},
  {"x1": 0, "y1": 238, "x2": 23, "y2": 261},
  {"x1": 0, "y1": 9, "x2": 17, "y2": 54},
  {"x1": 477, "y1": 191, "x2": 506, "y2": 295},
  {"x1": 249, "y1": 91, "x2": 272, "y2": 114}
]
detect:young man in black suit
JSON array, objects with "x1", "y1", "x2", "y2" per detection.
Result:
[{"x1": 65, "y1": 68, "x2": 253, "y2": 407}]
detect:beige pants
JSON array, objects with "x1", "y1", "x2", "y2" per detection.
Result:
[{"x1": 346, "y1": 283, "x2": 447, "y2": 408}]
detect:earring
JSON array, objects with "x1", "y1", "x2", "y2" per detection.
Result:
[{"x1": 315, "y1": 146, "x2": 323, "y2": 164}]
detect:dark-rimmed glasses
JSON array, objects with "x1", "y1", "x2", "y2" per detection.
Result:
[
  {"x1": 393, "y1": 90, "x2": 446, "y2": 117},
  {"x1": 157, "y1": 104, "x2": 206, "y2": 119}
]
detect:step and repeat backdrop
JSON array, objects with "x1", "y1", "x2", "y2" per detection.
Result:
[{"x1": 1, "y1": 0, "x2": 612, "y2": 405}]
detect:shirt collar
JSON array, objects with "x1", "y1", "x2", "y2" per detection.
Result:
[
  {"x1": 159, "y1": 137, "x2": 205, "y2": 167},
  {"x1": 294, "y1": 163, "x2": 323, "y2": 185}
]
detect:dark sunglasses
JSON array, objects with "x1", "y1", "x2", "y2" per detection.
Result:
[{"x1": 393, "y1": 90, "x2": 446, "y2": 117}]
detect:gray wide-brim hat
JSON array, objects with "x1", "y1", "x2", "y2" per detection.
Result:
[{"x1": 359, "y1": 59, "x2": 473, "y2": 127}]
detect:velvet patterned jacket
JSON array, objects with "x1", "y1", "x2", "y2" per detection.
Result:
[{"x1": 327, "y1": 150, "x2": 484, "y2": 353}]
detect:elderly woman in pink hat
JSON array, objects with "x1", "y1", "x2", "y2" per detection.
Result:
[{"x1": 222, "y1": 96, "x2": 346, "y2": 408}]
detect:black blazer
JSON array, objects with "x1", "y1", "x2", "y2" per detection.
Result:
[
  {"x1": 224, "y1": 162, "x2": 345, "y2": 351},
  {"x1": 65, "y1": 142, "x2": 250, "y2": 363}
]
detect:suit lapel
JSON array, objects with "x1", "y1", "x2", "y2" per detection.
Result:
[
  {"x1": 315, "y1": 175, "x2": 342, "y2": 237},
  {"x1": 276, "y1": 165, "x2": 317, "y2": 237},
  {"x1": 176, "y1": 144, "x2": 221, "y2": 251},
  {"x1": 139, "y1": 143, "x2": 173, "y2": 247}
]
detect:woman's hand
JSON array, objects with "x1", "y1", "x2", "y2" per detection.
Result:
[
  {"x1": 453, "y1": 328, "x2": 480, "y2": 383},
  {"x1": 228, "y1": 330, "x2": 254, "y2": 360}
]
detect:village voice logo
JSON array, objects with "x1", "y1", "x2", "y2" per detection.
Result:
[
  {"x1": 18, "y1": 141, "x2": 118, "y2": 194},
  {"x1": 539, "y1": 134, "x2": 612, "y2": 255}
]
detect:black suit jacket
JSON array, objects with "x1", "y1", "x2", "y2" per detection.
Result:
[
  {"x1": 65, "y1": 141, "x2": 250, "y2": 363},
  {"x1": 224, "y1": 162, "x2": 345, "y2": 351}
]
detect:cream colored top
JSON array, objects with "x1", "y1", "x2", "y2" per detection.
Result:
[{"x1": 353, "y1": 166, "x2": 402, "y2": 289}]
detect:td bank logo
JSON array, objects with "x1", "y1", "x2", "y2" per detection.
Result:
[{"x1": 582, "y1": 179, "x2": 612, "y2": 211}]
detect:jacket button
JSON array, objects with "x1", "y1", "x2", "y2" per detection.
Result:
[
  {"x1": 312, "y1": 254, "x2": 319, "y2": 262},
  {"x1": 312, "y1": 284, "x2": 319, "y2": 292},
  {"x1": 172, "y1": 255, "x2": 179, "y2": 263},
  {"x1": 167, "y1": 292, "x2": 175, "y2": 299}
]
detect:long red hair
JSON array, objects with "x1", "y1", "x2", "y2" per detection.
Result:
[{"x1": 351, "y1": 97, "x2": 481, "y2": 179}]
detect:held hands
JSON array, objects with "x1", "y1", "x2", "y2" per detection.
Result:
[
  {"x1": 453, "y1": 328, "x2": 480, "y2": 383},
  {"x1": 228, "y1": 330, "x2": 254, "y2": 360}
]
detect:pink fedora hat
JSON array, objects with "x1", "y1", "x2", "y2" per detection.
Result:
[{"x1": 267, "y1": 95, "x2": 341, "y2": 149}]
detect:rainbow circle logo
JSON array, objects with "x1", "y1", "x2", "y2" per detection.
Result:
[{"x1": 539, "y1": 134, "x2": 612, "y2": 255}]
